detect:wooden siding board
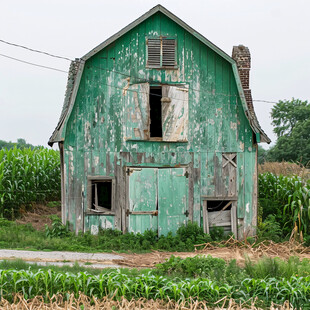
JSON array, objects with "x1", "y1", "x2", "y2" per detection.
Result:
[{"x1": 206, "y1": 49, "x2": 216, "y2": 151}]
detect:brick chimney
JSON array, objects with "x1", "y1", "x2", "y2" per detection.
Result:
[{"x1": 232, "y1": 45, "x2": 253, "y2": 111}]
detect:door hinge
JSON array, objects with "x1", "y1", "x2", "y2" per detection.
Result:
[
  {"x1": 126, "y1": 209, "x2": 130, "y2": 216},
  {"x1": 184, "y1": 210, "x2": 189, "y2": 217},
  {"x1": 184, "y1": 171, "x2": 189, "y2": 178}
]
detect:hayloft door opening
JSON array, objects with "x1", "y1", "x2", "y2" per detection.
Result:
[
  {"x1": 127, "y1": 167, "x2": 188, "y2": 235},
  {"x1": 149, "y1": 87, "x2": 162, "y2": 138}
]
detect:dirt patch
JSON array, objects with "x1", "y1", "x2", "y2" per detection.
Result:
[
  {"x1": 16, "y1": 204, "x2": 61, "y2": 231},
  {"x1": 114, "y1": 238, "x2": 310, "y2": 268}
]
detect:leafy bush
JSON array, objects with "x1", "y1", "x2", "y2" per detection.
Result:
[
  {"x1": 45, "y1": 216, "x2": 71, "y2": 238},
  {"x1": 257, "y1": 214, "x2": 282, "y2": 242}
]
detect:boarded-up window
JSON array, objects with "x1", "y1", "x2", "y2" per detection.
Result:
[
  {"x1": 203, "y1": 200, "x2": 237, "y2": 238},
  {"x1": 162, "y1": 85, "x2": 188, "y2": 141},
  {"x1": 147, "y1": 38, "x2": 176, "y2": 68},
  {"x1": 222, "y1": 153, "x2": 237, "y2": 197}
]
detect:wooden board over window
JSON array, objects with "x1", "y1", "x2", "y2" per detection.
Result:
[{"x1": 202, "y1": 200, "x2": 237, "y2": 238}]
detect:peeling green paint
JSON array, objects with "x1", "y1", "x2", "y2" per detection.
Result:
[{"x1": 62, "y1": 12, "x2": 258, "y2": 237}]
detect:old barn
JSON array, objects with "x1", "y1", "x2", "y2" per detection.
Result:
[{"x1": 49, "y1": 5, "x2": 270, "y2": 238}]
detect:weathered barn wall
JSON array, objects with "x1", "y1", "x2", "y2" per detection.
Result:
[{"x1": 63, "y1": 12, "x2": 257, "y2": 237}]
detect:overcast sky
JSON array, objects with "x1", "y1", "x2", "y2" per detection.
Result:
[{"x1": 1, "y1": 0, "x2": 309, "y2": 148}]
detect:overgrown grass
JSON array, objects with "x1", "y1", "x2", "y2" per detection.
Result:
[{"x1": 0, "y1": 219, "x2": 213, "y2": 253}]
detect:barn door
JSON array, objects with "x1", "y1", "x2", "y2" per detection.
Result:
[
  {"x1": 158, "y1": 168, "x2": 189, "y2": 236},
  {"x1": 161, "y1": 85, "x2": 188, "y2": 141},
  {"x1": 128, "y1": 168, "x2": 158, "y2": 233},
  {"x1": 127, "y1": 167, "x2": 189, "y2": 235}
]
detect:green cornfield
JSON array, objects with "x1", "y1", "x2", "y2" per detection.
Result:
[
  {"x1": 0, "y1": 269, "x2": 309, "y2": 307},
  {"x1": 259, "y1": 172, "x2": 310, "y2": 240},
  {"x1": 0, "y1": 147, "x2": 60, "y2": 218}
]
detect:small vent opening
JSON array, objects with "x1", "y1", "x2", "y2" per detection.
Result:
[{"x1": 147, "y1": 38, "x2": 176, "y2": 68}]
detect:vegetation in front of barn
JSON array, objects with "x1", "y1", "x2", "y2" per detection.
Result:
[{"x1": 1, "y1": 256, "x2": 310, "y2": 308}]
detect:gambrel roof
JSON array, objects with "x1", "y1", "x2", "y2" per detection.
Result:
[{"x1": 48, "y1": 4, "x2": 270, "y2": 146}]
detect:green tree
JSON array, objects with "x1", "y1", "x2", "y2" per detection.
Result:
[
  {"x1": 0, "y1": 139, "x2": 38, "y2": 150},
  {"x1": 268, "y1": 98, "x2": 310, "y2": 165}
]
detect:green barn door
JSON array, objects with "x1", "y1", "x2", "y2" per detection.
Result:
[
  {"x1": 128, "y1": 168, "x2": 158, "y2": 233},
  {"x1": 128, "y1": 167, "x2": 188, "y2": 235},
  {"x1": 158, "y1": 168, "x2": 189, "y2": 236}
]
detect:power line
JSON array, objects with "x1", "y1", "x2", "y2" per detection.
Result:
[
  {"x1": 0, "y1": 51, "x2": 277, "y2": 106},
  {"x1": 0, "y1": 39, "x2": 73, "y2": 62},
  {"x1": 0, "y1": 38, "x2": 280, "y2": 104},
  {"x1": 0, "y1": 53, "x2": 68, "y2": 73},
  {"x1": 253, "y1": 100, "x2": 278, "y2": 104}
]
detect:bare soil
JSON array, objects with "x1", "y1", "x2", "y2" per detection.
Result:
[{"x1": 16, "y1": 204, "x2": 61, "y2": 231}]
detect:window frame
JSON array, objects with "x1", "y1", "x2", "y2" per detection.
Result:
[
  {"x1": 87, "y1": 176, "x2": 115, "y2": 215},
  {"x1": 146, "y1": 36, "x2": 177, "y2": 69}
]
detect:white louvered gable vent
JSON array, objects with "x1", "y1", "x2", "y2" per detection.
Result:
[{"x1": 147, "y1": 37, "x2": 176, "y2": 68}]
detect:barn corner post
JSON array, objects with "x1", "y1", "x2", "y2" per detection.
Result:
[{"x1": 48, "y1": 5, "x2": 270, "y2": 238}]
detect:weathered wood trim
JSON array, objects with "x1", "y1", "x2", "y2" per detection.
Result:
[
  {"x1": 201, "y1": 196, "x2": 238, "y2": 200},
  {"x1": 58, "y1": 61, "x2": 85, "y2": 141},
  {"x1": 202, "y1": 200, "x2": 209, "y2": 234},
  {"x1": 188, "y1": 155, "x2": 194, "y2": 222},
  {"x1": 59, "y1": 142, "x2": 66, "y2": 225},
  {"x1": 231, "y1": 201, "x2": 237, "y2": 238}
]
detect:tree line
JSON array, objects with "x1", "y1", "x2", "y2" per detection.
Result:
[{"x1": 258, "y1": 98, "x2": 310, "y2": 166}]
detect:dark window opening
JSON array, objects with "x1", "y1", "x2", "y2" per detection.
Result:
[
  {"x1": 149, "y1": 87, "x2": 162, "y2": 138},
  {"x1": 207, "y1": 200, "x2": 232, "y2": 212},
  {"x1": 91, "y1": 181, "x2": 112, "y2": 211}
]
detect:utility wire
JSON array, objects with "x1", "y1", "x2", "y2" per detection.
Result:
[
  {"x1": 0, "y1": 39, "x2": 73, "y2": 62},
  {"x1": 0, "y1": 38, "x2": 279, "y2": 104},
  {"x1": 0, "y1": 53, "x2": 68, "y2": 73},
  {"x1": 253, "y1": 100, "x2": 278, "y2": 104}
]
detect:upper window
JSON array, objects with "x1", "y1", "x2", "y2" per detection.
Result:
[
  {"x1": 147, "y1": 37, "x2": 176, "y2": 68},
  {"x1": 123, "y1": 83, "x2": 188, "y2": 142}
]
